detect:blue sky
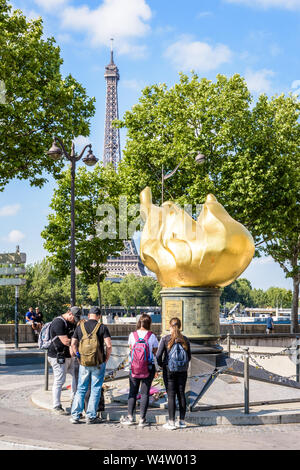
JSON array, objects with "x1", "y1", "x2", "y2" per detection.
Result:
[{"x1": 1, "y1": 0, "x2": 299, "y2": 291}]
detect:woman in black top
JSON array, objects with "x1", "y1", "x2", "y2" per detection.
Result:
[{"x1": 156, "y1": 317, "x2": 191, "y2": 430}]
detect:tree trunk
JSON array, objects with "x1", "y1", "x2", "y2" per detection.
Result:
[{"x1": 291, "y1": 277, "x2": 299, "y2": 334}]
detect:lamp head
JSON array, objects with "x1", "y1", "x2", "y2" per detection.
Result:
[
  {"x1": 83, "y1": 147, "x2": 98, "y2": 166},
  {"x1": 47, "y1": 138, "x2": 62, "y2": 161},
  {"x1": 195, "y1": 153, "x2": 205, "y2": 164}
]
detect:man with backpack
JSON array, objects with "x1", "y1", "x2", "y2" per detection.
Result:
[
  {"x1": 46, "y1": 306, "x2": 79, "y2": 414},
  {"x1": 121, "y1": 314, "x2": 158, "y2": 428},
  {"x1": 70, "y1": 306, "x2": 112, "y2": 424}
]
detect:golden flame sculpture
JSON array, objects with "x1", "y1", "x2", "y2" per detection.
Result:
[{"x1": 140, "y1": 187, "x2": 255, "y2": 288}]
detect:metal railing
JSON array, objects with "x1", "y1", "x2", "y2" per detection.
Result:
[{"x1": 222, "y1": 334, "x2": 300, "y2": 414}]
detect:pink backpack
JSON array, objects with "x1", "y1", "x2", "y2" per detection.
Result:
[{"x1": 130, "y1": 331, "x2": 153, "y2": 379}]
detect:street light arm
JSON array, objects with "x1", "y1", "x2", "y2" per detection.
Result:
[
  {"x1": 164, "y1": 159, "x2": 185, "y2": 180},
  {"x1": 164, "y1": 151, "x2": 194, "y2": 180},
  {"x1": 77, "y1": 144, "x2": 92, "y2": 161}
]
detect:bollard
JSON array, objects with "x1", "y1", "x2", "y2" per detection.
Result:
[
  {"x1": 44, "y1": 350, "x2": 49, "y2": 391},
  {"x1": 244, "y1": 347, "x2": 250, "y2": 414},
  {"x1": 296, "y1": 336, "x2": 300, "y2": 383},
  {"x1": 227, "y1": 332, "x2": 231, "y2": 357}
]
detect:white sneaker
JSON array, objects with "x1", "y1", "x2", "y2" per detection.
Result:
[
  {"x1": 175, "y1": 420, "x2": 187, "y2": 429},
  {"x1": 120, "y1": 416, "x2": 135, "y2": 426},
  {"x1": 139, "y1": 419, "x2": 148, "y2": 428},
  {"x1": 163, "y1": 421, "x2": 177, "y2": 430},
  {"x1": 70, "y1": 417, "x2": 80, "y2": 424}
]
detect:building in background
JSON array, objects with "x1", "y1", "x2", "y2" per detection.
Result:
[
  {"x1": 103, "y1": 43, "x2": 147, "y2": 280},
  {"x1": 103, "y1": 41, "x2": 121, "y2": 169}
]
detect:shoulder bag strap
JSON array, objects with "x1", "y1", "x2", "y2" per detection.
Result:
[
  {"x1": 144, "y1": 330, "x2": 152, "y2": 343},
  {"x1": 91, "y1": 322, "x2": 102, "y2": 338},
  {"x1": 133, "y1": 331, "x2": 139, "y2": 342},
  {"x1": 80, "y1": 321, "x2": 89, "y2": 338}
]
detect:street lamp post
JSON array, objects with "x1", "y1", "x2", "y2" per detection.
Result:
[
  {"x1": 161, "y1": 152, "x2": 205, "y2": 204},
  {"x1": 47, "y1": 136, "x2": 98, "y2": 306}
]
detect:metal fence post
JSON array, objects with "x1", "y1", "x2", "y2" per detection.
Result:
[
  {"x1": 14, "y1": 285, "x2": 19, "y2": 349},
  {"x1": 227, "y1": 332, "x2": 231, "y2": 357},
  {"x1": 44, "y1": 350, "x2": 49, "y2": 391},
  {"x1": 296, "y1": 336, "x2": 300, "y2": 383},
  {"x1": 244, "y1": 347, "x2": 250, "y2": 414}
]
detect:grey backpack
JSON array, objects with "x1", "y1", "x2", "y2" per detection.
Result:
[{"x1": 38, "y1": 317, "x2": 67, "y2": 350}]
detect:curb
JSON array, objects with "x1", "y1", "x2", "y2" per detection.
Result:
[
  {"x1": 0, "y1": 434, "x2": 92, "y2": 450},
  {"x1": 31, "y1": 389, "x2": 300, "y2": 427}
]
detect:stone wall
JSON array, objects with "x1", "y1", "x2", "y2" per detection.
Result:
[
  {"x1": 0, "y1": 324, "x2": 37, "y2": 343},
  {"x1": 0, "y1": 323, "x2": 162, "y2": 344},
  {"x1": 0, "y1": 322, "x2": 296, "y2": 345}
]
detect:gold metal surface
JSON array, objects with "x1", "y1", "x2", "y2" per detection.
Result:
[{"x1": 140, "y1": 187, "x2": 255, "y2": 288}]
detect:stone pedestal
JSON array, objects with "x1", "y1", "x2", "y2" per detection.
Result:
[{"x1": 161, "y1": 287, "x2": 222, "y2": 353}]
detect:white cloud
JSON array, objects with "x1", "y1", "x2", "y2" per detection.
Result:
[
  {"x1": 224, "y1": 0, "x2": 300, "y2": 10},
  {"x1": 60, "y1": 0, "x2": 152, "y2": 56},
  {"x1": 270, "y1": 44, "x2": 282, "y2": 57},
  {"x1": 34, "y1": 0, "x2": 69, "y2": 11},
  {"x1": 0, "y1": 204, "x2": 21, "y2": 217},
  {"x1": 165, "y1": 37, "x2": 232, "y2": 72},
  {"x1": 291, "y1": 80, "x2": 300, "y2": 97},
  {"x1": 6, "y1": 230, "x2": 25, "y2": 243},
  {"x1": 121, "y1": 79, "x2": 145, "y2": 91},
  {"x1": 56, "y1": 33, "x2": 72, "y2": 44},
  {"x1": 73, "y1": 135, "x2": 92, "y2": 148},
  {"x1": 196, "y1": 11, "x2": 213, "y2": 18},
  {"x1": 245, "y1": 68, "x2": 274, "y2": 93},
  {"x1": 292, "y1": 80, "x2": 300, "y2": 89}
]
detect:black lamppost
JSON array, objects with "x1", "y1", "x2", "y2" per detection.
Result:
[
  {"x1": 161, "y1": 151, "x2": 205, "y2": 204},
  {"x1": 47, "y1": 136, "x2": 98, "y2": 306}
]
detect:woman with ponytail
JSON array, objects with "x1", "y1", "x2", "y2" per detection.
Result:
[{"x1": 156, "y1": 317, "x2": 191, "y2": 430}]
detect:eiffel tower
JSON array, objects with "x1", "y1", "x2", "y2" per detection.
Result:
[{"x1": 103, "y1": 41, "x2": 147, "y2": 279}]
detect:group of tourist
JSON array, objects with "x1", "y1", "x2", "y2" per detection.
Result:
[{"x1": 42, "y1": 308, "x2": 191, "y2": 430}]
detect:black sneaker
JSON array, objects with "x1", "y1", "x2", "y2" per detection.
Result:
[
  {"x1": 53, "y1": 405, "x2": 66, "y2": 415},
  {"x1": 86, "y1": 417, "x2": 102, "y2": 425}
]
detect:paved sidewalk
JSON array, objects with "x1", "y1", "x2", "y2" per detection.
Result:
[
  {"x1": 31, "y1": 375, "x2": 300, "y2": 427},
  {"x1": 7, "y1": 342, "x2": 300, "y2": 427}
]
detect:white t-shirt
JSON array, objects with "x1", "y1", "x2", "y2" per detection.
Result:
[{"x1": 128, "y1": 330, "x2": 159, "y2": 364}]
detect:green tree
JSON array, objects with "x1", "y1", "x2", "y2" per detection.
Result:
[
  {"x1": 152, "y1": 282, "x2": 162, "y2": 306},
  {"x1": 89, "y1": 280, "x2": 121, "y2": 307},
  {"x1": 0, "y1": 284, "x2": 14, "y2": 323},
  {"x1": 265, "y1": 287, "x2": 293, "y2": 309},
  {"x1": 221, "y1": 278, "x2": 253, "y2": 307},
  {"x1": 249, "y1": 288, "x2": 268, "y2": 308},
  {"x1": 0, "y1": 0, "x2": 95, "y2": 189},
  {"x1": 262, "y1": 236, "x2": 299, "y2": 331},
  {"x1": 41, "y1": 165, "x2": 124, "y2": 308},
  {"x1": 0, "y1": 259, "x2": 92, "y2": 323},
  {"x1": 117, "y1": 73, "x2": 300, "y2": 330},
  {"x1": 118, "y1": 275, "x2": 159, "y2": 312}
]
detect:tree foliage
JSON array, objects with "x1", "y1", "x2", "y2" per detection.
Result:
[
  {"x1": 0, "y1": 260, "x2": 92, "y2": 323},
  {"x1": 89, "y1": 275, "x2": 160, "y2": 311},
  {"x1": 41, "y1": 165, "x2": 125, "y2": 306},
  {"x1": 0, "y1": 0, "x2": 95, "y2": 189},
  {"x1": 221, "y1": 278, "x2": 293, "y2": 310},
  {"x1": 116, "y1": 73, "x2": 300, "y2": 329}
]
